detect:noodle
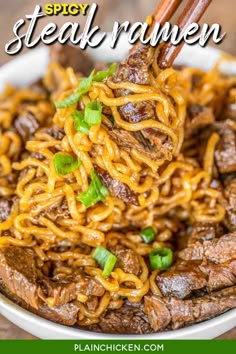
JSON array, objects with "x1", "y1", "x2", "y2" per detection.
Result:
[{"x1": 0, "y1": 50, "x2": 234, "y2": 329}]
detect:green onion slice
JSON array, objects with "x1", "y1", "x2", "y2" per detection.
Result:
[
  {"x1": 54, "y1": 70, "x2": 95, "y2": 109},
  {"x1": 54, "y1": 92, "x2": 82, "y2": 109},
  {"x1": 140, "y1": 226, "x2": 156, "y2": 244},
  {"x1": 54, "y1": 64, "x2": 116, "y2": 109},
  {"x1": 71, "y1": 110, "x2": 89, "y2": 134},
  {"x1": 93, "y1": 63, "x2": 117, "y2": 82},
  {"x1": 92, "y1": 246, "x2": 117, "y2": 277},
  {"x1": 77, "y1": 169, "x2": 109, "y2": 207},
  {"x1": 78, "y1": 69, "x2": 95, "y2": 94},
  {"x1": 53, "y1": 154, "x2": 81, "y2": 176},
  {"x1": 84, "y1": 101, "x2": 102, "y2": 126},
  {"x1": 149, "y1": 248, "x2": 173, "y2": 270},
  {"x1": 90, "y1": 170, "x2": 109, "y2": 199}
]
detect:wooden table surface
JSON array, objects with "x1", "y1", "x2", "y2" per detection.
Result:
[{"x1": 0, "y1": 0, "x2": 236, "y2": 339}]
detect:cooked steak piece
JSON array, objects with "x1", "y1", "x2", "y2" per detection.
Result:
[
  {"x1": 109, "y1": 129, "x2": 173, "y2": 161},
  {"x1": 109, "y1": 129, "x2": 155, "y2": 159},
  {"x1": 187, "y1": 222, "x2": 220, "y2": 246},
  {"x1": 39, "y1": 278, "x2": 77, "y2": 307},
  {"x1": 144, "y1": 286, "x2": 236, "y2": 331},
  {"x1": 0, "y1": 280, "x2": 79, "y2": 326},
  {"x1": 46, "y1": 126, "x2": 65, "y2": 140},
  {"x1": 220, "y1": 88, "x2": 236, "y2": 121},
  {"x1": 156, "y1": 261, "x2": 207, "y2": 299},
  {"x1": 86, "y1": 296, "x2": 99, "y2": 312},
  {"x1": 114, "y1": 45, "x2": 154, "y2": 87},
  {"x1": 156, "y1": 259, "x2": 236, "y2": 299},
  {"x1": 14, "y1": 110, "x2": 40, "y2": 143},
  {"x1": 0, "y1": 246, "x2": 105, "y2": 309},
  {"x1": 0, "y1": 246, "x2": 41, "y2": 308},
  {"x1": 185, "y1": 104, "x2": 214, "y2": 137},
  {"x1": 39, "y1": 198, "x2": 70, "y2": 222},
  {"x1": 0, "y1": 197, "x2": 13, "y2": 222},
  {"x1": 199, "y1": 259, "x2": 236, "y2": 292},
  {"x1": 222, "y1": 102, "x2": 236, "y2": 121},
  {"x1": 68, "y1": 274, "x2": 105, "y2": 297},
  {"x1": 29, "y1": 79, "x2": 48, "y2": 97},
  {"x1": 179, "y1": 233, "x2": 236, "y2": 264},
  {"x1": 37, "y1": 301, "x2": 79, "y2": 326},
  {"x1": 219, "y1": 179, "x2": 236, "y2": 232},
  {"x1": 99, "y1": 302, "x2": 152, "y2": 334},
  {"x1": 144, "y1": 296, "x2": 171, "y2": 331},
  {"x1": 108, "y1": 244, "x2": 140, "y2": 275},
  {"x1": 96, "y1": 167, "x2": 139, "y2": 206},
  {"x1": 50, "y1": 43, "x2": 94, "y2": 76},
  {"x1": 14, "y1": 100, "x2": 50, "y2": 144},
  {"x1": 214, "y1": 121, "x2": 236, "y2": 173},
  {"x1": 111, "y1": 45, "x2": 173, "y2": 161}
]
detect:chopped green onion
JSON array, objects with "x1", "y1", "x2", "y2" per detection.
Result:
[
  {"x1": 71, "y1": 101, "x2": 102, "y2": 135},
  {"x1": 54, "y1": 92, "x2": 82, "y2": 109},
  {"x1": 140, "y1": 226, "x2": 156, "y2": 244},
  {"x1": 149, "y1": 248, "x2": 173, "y2": 270},
  {"x1": 53, "y1": 154, "x2": 81, "y2": 176},
  {"x1": 93, "y1": 63, "x2": 117, "y2": 82},
  {"x1": 54, "y1": 64, "x2": 116, "y2": 109},
  {"x1": 77, "y1": 169, "x2": 109, "y2": 207},
  {"x1": 90, "y1": 170, "x2": 109, "y2": 200},
  {"x1": 77, "y1": 184, "x2": 97, "y2": 208},
  {"x1": 54, "y1": 70, "x2": 95, "y2": 109},
  {"x1": 84, "y1": 101, "x2": 102, "y2": 126},
  {"x1": 71, "y1": 110, "x2": 89, "y2": 134},
  {"x1": 78, "y1": 69, "x2": 95, "y2": 94},
  {"x1": 92, "y1": 246, "x2": 117, "y2": 277}
]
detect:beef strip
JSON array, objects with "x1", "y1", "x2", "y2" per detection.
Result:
[
  {"x1": 107, "y1": 244, "x2": 140, "y2": 275},
  {"x1": 96, "y1": 166, "x2": 139, "y2": 206},
  {"x1": 0, "y1": 246, "x2": 104, "y2": 310},
  {"x1": 144, "y1": 286, "x2": 236, "y2": 331},
  {"x1": 111, "y1": 45, "x2": 173, "y2": 161},
  {"x1": 157, "y1": 228, "x2": 236, "y2": 299},
  {"x1": 86, "y1": 296, "x2": 99, "y2": 312},
  {"x1": 109, "y1": 129, "x2": 173, "y2": 161},
  {"x1": 46, "y1": 126, "x2": 65, "y2": 140},
  {"x1": 29, "y1": 79, "x2": 49, "y2": 97},
  {"x1": 187, "y1": 222, "x2": 223, "y2": 246},
  {"x1": 214, "y1": 121, "x2": 236, "y2": 173},
  {"x1": 156, "y1": 259, "x2": 236, "y2": 299},
  {"x1": 39, "y1": 198, "x2": 70, "y2": 222},
  {"x1": 0, "y1": 280, "x2": 79, "y2": 326},
  {"x1": 54, "y1": 273, "x2": 105, "y2": 298},
  {"x1": 220, "y1": 88, "x2": 236, "y2": 121},
  {"x1": 223, "y1": 103, "x2": 236, "y2": 121},
  {"x1": 0, "y1": 197, "x2": 13, "y2": 222},
  {"x1": 219, "y1": 179, "x2": 236, "y2": 232},
  {"x1": 114, "y1": 45, "x2": 154, "y2": 87},
  {"x1": 156, "y1": 261, "x2": 207, "y2": 299},
  {"x1": 50, "y1": 43, "x2": 94, "y2": 76},
  {"x1": 199, "y1": 259, "x2": 236, "y2": 292},
  {"x1": 0, "y1": 246, "x2": 41, "y2": 309},
  {"x1": 14, "y1": 110, "x2": 40, "y2": 143},
  {"x1": 185, "y1": 104, "x2": 214, "y2": 137},
  {"x1": 178, "y1": 233, "x2": 236, "y2": 264},
  {"x1": 99, "y1": 301, "x2": 152, "y2": 334}
]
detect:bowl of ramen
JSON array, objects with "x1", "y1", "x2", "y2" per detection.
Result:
[{"x1": 0, "y1": 35, "x2": 236, "y2": 339}]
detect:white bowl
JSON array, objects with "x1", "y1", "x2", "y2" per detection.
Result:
[{"x1": 0, "y1": 40, "x2": 236, "y2": 339}]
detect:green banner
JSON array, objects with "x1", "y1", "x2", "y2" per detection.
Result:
[{"x1": 0, "y1": 340, "x2": 235, "y2": 354}]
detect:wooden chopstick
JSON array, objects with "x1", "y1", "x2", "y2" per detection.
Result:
[
  {"x1": 129, "y1": 0, "x2": 182, "y2": 54},
  {"x1": 158, "y1": 0, "x2": 212, "y2": 68}
]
